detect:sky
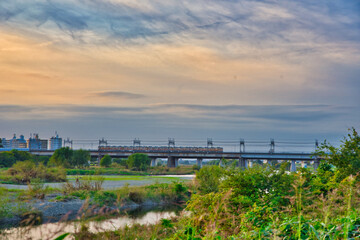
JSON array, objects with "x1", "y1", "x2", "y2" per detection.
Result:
[{"x1": 0, "y1": 0, "x2": 359, "y2": 149}]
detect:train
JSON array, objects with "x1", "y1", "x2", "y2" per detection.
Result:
[{"x1": 98, "y1": 146, "x2": 223, "y2": 153}]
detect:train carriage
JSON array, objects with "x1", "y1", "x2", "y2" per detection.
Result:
[{"x1": 99, "y1": 145, "x2": 223, "y2": 153}]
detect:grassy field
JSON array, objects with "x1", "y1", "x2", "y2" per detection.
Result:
[
  {"x1": 67, "y1": 175, "x2": 190, "y2": 181},
  {"x1": 66, "y1": 165, "x2": 197, "y2": 176}
]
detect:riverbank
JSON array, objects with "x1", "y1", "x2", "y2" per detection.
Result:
[
  {"x1": 0, "y1": 180, "x2": 193, "y2": 230},
  {"x1": 66, "y1": 165, "x2": 197, "y2": 176},
  {"x1": 0, "y1": 174, "x2": 194, "y2": 190}
]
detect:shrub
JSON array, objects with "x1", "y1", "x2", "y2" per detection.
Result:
[
  {"x1": 100, "y1": 155, "x2": 112, "y2": 167},
  {"x1": 127, "y1": 153, "x2": 150, "y2": 171},
  {"x1": 192, "y1": 165, "x2": 200, "y2": 171},
  {"x1": 93, "y1": 191, "x2": 117, "y2": 206},
  {"x1": 27, "y1": 178, "x2": 50, "y2": 199},
  {"x1": 6, "y1": 161, "x2": 66, "y2": 184},
  {"x1": 317, "y1": 127, "x2": 360, "y2": 181},
  {"x1": 71, "y1": 149, "x2": 90, "y2": 168},
  {"x1": 48, "y1": 147, "x2": 73, "y2": 167},
  {"x1": 20, "y1": 210, "x2": 43, "y2": 226},
  {"x1": 196, "y1": 165, "x2": 224, "y2": 194},
  {"x1": 62, "y1": 176, "x2": 104, "y2": 193},
  {"x1": 129, "y1": 191, "x2": 144, "y2": 204}
]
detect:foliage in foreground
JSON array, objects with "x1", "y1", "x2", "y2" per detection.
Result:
[
  {"x1": 3, "y1": 160, "x2": 66, "y2": 184},
  {"x1": 67, "y1": 128, "x2": 360, "y2": 239},
  {"x1": 3, "y1": 128, "x2": 359, "y2": 239}
]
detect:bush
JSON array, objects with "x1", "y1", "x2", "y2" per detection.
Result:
[
  {"x1": 113, "y1": 158, "x2": 128, "y2": 168},
  {"x1": 129, "y1": 191, "x2": 144, "y2": 204},
  {"x1": 192, "y1": 165, "x2": 200, "y2": 171},
  {"x1": 196, "y1": 165, "x2": 224, "y2": 194},
  {"x1": 221, "y1": 163, "x2": 294, "y2": 208},
  {"x1": 317, "y1": 127, "x2": 360, "y2": 181},
  {"x1": 62, "y1": 176, "x2": 104, "y2": 193},
  {"x1": 48, "y1": 147, "x2": 73, "y2": 167},
  {"x1": 6, "y1": 161, "x2": 66, "y2": 184},
  {"x1": 127, "y1": 153, "x2": 150, "y2": 171},
  {"x1": 93, "y1": 191, "x2": 117, "y2": 206},
  {"x1": 71, "y1": 149, "x2": 90, "y2": 168},
  {"x1": 100, "y1": 155, "x2": 112, "y2": 167}
]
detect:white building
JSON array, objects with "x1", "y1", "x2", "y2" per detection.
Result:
[{"x1": 49, "y1": 132, "x2": 62, "y2": 150}]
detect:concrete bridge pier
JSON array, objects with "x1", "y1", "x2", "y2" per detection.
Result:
[
  {"x1": 239, "y1": 158, "x2": 246, "y2": 168},
  {"x1": 290, "y1": 160, "x2": 297, "y2": 172},
  {"x1": 314, "y1": 158, "x2": 320, "y2": 171},
  {"x1": 167, "y1": 156, "x2": 178, "y2": 168},
  {"x1": 151, "y1": 158, "x2": 157, "y2": 167},
  {"x1": 248, "y1": 160, "x2": 253, "y2": 168},
  {"x1": 196, "y1": 158, "x2": 203, "y2": 168},
  {"x1": 97, "y1": 155, "x2": 102, "y2": 166},
  {"x1": 285, "y1": 161, "x2": 291, "y2": 171}
]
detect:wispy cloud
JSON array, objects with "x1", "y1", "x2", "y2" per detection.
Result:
[
  {"x1": 1, "y1": 0, "x2": 359, "y2": 48},
  {"x1": 93, "y1": 91, "x2": 146, "y2": 99}
]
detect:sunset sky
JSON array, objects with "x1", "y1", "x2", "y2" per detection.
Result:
[{"x1": 0, "y1": 0, "x2": 359, "y2": 147}]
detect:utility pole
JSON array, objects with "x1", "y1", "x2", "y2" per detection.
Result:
[
  {"x1": 64, "y1": 138, "x2": 73, "y2": 149},
  {"x1": 269, "y1": 139, "x2": 275, "y2": 153},
  {"x1": 240, "y1": 139, "x2": 245, "y2": 153},
  {"x1": 168, "y1": 138, "x2": 175, "y2": 148},
  {"x1": 207, "y1": 138, "x2": 213, "y2": 148}
]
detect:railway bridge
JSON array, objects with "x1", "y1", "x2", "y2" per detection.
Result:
[{"x1": 29, "y1": 149, "x2": 319, "y2": 172}]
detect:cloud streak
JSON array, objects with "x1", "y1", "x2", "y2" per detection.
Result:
[
  {"x1": 1, "y1": 0, "x2": 359, "y2": 48},
  {"x1": 94, "y1": 91, "x2": 146, "y2": 99}
]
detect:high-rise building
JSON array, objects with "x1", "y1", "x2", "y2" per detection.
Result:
[
  {"x1": 1, "y1": 134, "x2": 27, "y2": 149},
  {"x1": 49, "y1": 132, "x2": 62, "y2": 150},
  {"x1": 27, "y1": 134, "x2": 48, "y2": 150}
]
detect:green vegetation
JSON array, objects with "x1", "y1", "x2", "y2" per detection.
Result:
[
  {"x1": 196, "y1": 165, "x2": 224, "y2": 194},
  {"x1": 2, "y1": 129, "x2": 359, "y2": 239},
  {"x1": 49, "y1": 147, "x2": 90, "y2": 168},
  {"x1": 71, "y1": 149, "x2": 90, "y2": 168},
  {"x1": 67, "y1": 175, "x2": 181, "y2": 181},
  {"x1": 317, "y1": 127, "x2": 360, "y2": 181},
  {"x1": 0, "y1": 187, "x2": 27, "y2": 220},
  {"x1": 0, "y1": 149, "x2": 33, "y2": 168},
  {"x1": 55, "y1": 128, "x2": 360, "y2": 239},
  {"x1": 100, "y1": 155, "x2": 112, "y2": 167},
  {"x1": 1, "y1": 160, "x2": 66, "y2": 184},
  {"x1": 66, "y1": 165, "x2": 196, "y2": 176},
  {"x1": 48, "y1": 147, "x2": 73, "y2": 167},
  {"x1": 127, "y1": 153, "x2": 151, "y2": 171}
]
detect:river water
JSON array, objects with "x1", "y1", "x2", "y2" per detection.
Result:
[
  {"x1": 1, "y1": 175, "x2": 193, "y2": 239},
  {"x1": 2, "y1": 206, "x2": 183, "y2": 240}
]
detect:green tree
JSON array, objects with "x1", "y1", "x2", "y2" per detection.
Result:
[
  {"x1": 196, "y1": 165, "x2": 224, "y2": 194},
  {"x1": 113, "y1": 158, "x2": 128, "y2": 168},
  {"x1": 0, "y1": 138, "x2": 3, "y2": 148},
  {"x1": 10, "y1": 149, "x2": 33, "y2": 162},
  {"x1": 100, "y1": 155, "x2": 112, "y2": 167},
  {"x1": 317, "y1": 127, "x2": 360, "y2": 181},
  {"x1": 71, "y1": 149, "x2": 90, "y2": 168},
  {"x1": 126, "y1": 153, "x2": 150, "y2": 171},
  {"x1": 48, "y1": 147, "x2": 73, "y2": 167},
  {"x1": 0, "y1": 152, "x2": 16, "y2": 167}
]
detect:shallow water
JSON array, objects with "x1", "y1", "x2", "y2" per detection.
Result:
[
  {"x1": 0, "y1": 174, "x2": 195, "y2": 190},
  {"x1": 3, "y1": 206, "x2": 182, "y2": 240}
]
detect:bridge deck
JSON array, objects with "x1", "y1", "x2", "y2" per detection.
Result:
[{"x1": 28, "y1": 150, "x2": 316, "y2": 161}]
